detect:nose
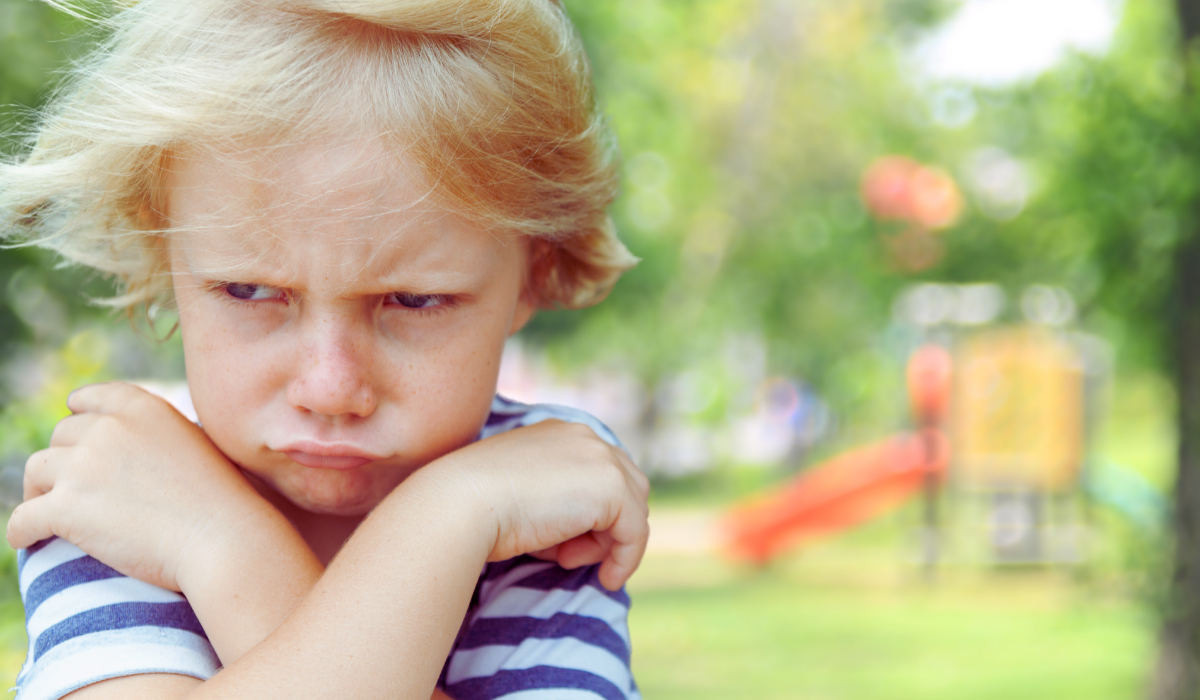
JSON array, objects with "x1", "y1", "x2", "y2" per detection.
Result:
[{"x1": 286, "y1": 314, "x2": 377, "y2": 419}]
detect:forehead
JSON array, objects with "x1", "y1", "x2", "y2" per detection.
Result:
[{"x1": 165, "y1": 137, "x2": 518, "y2": 290}]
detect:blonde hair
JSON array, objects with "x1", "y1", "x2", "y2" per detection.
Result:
[{"x1": 0, "y1": 0, "x2": 635, "y2": 310}]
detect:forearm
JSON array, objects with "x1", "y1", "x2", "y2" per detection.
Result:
[
  {"x1": 176, "y1": 500, "x2": 325, "y2": 666},
  {"x1": 186, "y1": 465, "x2": 491, "y2": 700}
]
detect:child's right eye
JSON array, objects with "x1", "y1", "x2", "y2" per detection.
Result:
[{"x1": 221, "y1": 282, "x2": 287, "y2": 302}]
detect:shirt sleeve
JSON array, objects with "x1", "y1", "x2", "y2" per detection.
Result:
[
  {"x1": 442, "y1": 556, "x2": 640, "y2": 700},
  {"x1": 15, "y1": 537, "x2": 220, "y2": 700},
  {"x1": 480, "y1": 396, "x2": 624, "y2": 450}
]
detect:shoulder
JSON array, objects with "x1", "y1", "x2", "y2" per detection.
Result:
[
  {"x1": 443, "y1": 556, "x2": 638, "y2": 700},
  {"x1": 16, "y1": 537, "x2": 219, "y2": 700},
  {"x1": 480, "y1": 395, "x2": 624, "y2": 450}
]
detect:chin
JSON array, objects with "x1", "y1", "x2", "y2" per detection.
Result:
[
  {"x1": 278, "y1": 469, "x2": 390, "y2": 517},
  {"x1": 292, "y1": 496, "x2": 377, "y2": 517}
]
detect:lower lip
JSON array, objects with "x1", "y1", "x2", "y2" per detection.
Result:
[{"x1": 285, "y1": 452, "x2": 375, "y2": 470}]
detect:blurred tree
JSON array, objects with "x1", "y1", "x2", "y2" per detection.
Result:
[
  {"x1": 1152, "y1": 2, "x2": 1200, "y2": 696},
  {"x1": 540, "y1": 0, "x2": 957, "y2": 450},
  {"x1": 0, "y1": 0, "x2": 110, "y2": 406}
]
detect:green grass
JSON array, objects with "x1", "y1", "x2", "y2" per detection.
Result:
[{"x1": 627, "y1": 550, "x2": 1151, "y2": 700}]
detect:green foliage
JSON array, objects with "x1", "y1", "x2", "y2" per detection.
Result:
[
  {"x1": 0, "y1": 0, "x2": 115, "y2": 404},
  {"x1": 548, "y1": 0, "x2": 932, "y2": 421},
  {"x1": 537, "y1": 0, "x2": 1200, "y2": 448},
  {"x1": 939, "y1": 0, "x2": 1199, "y2": 371},
  {"x1": 0, "y1": 327, "x2": 113, "y2": 459}
]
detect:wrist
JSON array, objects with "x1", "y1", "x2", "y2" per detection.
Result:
[
  {"x1": 387, "y1": 452, "x2": 501, "y2": 563},
  {"x1": 176, "y1": 496, "x2": 322, "y2": 665}
]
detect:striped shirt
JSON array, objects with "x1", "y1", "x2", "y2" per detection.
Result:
[{"x1": 16, "y1": 396, "x2": 640, "y2": 700}]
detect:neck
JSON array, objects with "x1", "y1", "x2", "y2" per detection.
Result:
[
  {"x1": 290, "y1": 511, "x2": 365, "y2": 567},
  {"x1": 244, "y1": 472, "x2": 366, "y2": 567}
]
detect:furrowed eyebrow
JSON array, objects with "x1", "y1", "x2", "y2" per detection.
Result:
[{"x1": 362, "y1": 270, "x2": 484, "y2": 294}]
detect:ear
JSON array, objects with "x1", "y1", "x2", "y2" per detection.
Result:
[
  {"x1": 510, "y1": 237, "x2": 545, "y2": 336},
  {"x1": 509, "y1": 291, "x2": 537, "y2": 336}
]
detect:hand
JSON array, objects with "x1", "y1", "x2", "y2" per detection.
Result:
[
  {"x1": 7, "y1": 382, "x2": 271, "y2": 593},
  {"x1": 434, "y1": 419, "x2": 650, "y2": 591}
]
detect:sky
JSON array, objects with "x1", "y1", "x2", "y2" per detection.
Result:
[{"x1": 915, "y1": 0, "x2": 1123, "y2": 86}]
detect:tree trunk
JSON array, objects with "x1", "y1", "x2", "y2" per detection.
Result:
[
  {"x1": 1153, "y1": 226, "x2": 1200, "y2": 699},
  {"x1": 1153, "y1": 5, "x2": 1200, "y2": 697}
]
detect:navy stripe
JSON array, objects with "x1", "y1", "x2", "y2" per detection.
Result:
[
  {"x1": 34, "y1": 601, "x2": 206, "y2": 661},
  {"x1": 484, "y1": 412, "x2": 515, "y2": 426},
  {"x1": 482, "y1": 417, "x2": 525, "y2": 434},
  {"x1": 485, "y1": 407, "x2": 527, "y2": 425},
  {"x1": 512, "y1": 565, "x2": 631, "y2": 606},
  {"x1": 445, "y1": 666, "x2": 627, "y2": 700},
  {"x1": 483, "y1": 555, "x2": 547, "y2": 581},
  {"x1": 25, "y1": 555, "x2": 124, "y2": 621},
  {"x1": 492, "y1": 395, "x2": 524, "y2": 409},
  {"x1": 458, "y1": 613, "x2": 630, "y2": 663}
]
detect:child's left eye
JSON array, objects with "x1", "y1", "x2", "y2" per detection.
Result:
[
  {"x1": 386, "y1": 292, "x2": 450, "y2": 310},
  {"x1": 222, "y1": 282, "x2": 287, "y2": 302}
]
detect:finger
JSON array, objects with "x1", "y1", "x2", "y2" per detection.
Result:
[
  {"x1": 66, "y1": 381, "x2": 151, "y2": 415},
  {"x1": 555, "y1": 531, "x2": 612, "y2": 570},
  {"x1": 48, "y1": 412, "x2": 101, "y2": 448},
  {"x1": 528, "y1": 545, "x2": 560, "y2": 562},
  {"x1": 613, "y1": 450, "x2": 650, "y2": 497},
  {"x1": 597, "y1": 506, "x2": 650, "y2": 591},
  {"x1": 627, "y1": 461, "x2": 650, "y2": 498},
  {"x1": 6, "y1": 495, "x2": 60, "y2": 550},
  {"x1": 24, "y1": 448, "x2": 67, "y2": 501}
]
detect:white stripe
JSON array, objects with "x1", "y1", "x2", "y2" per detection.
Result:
[
  {"x1": 490, "y1": 396, "x2": 529, "y2": 415},
  {"x1": 478, "y1": 562, "x2": 555, "y2": 609},
  {"x1": 518, "y1": 406, "x2": 621, "y2": 447},
  {"x1": 19, "y1": 540, "x2": 88, "y2": 596},
  {"x1": 478, "y1": 587, "x2": 630, "y2": 645},
  {"x1": 480, "y1": 401, "x2": 624, "y2": 450},
  {"x1": 17, "y1": 628, "x2": 218, "y2": 700},
  {"x1": 446, "y1": 637, "x2": 631, "y2": 691},
  {"x1": 26, "y1": 576, "x2": 185, "y2": 641}
]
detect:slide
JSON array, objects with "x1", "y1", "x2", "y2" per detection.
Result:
[{"x1": 722, "y1": 430, "x2": 949, "y2": 564}]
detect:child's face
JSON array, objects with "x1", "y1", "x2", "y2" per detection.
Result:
[{"x1": 165, "y1": 138, "x2": 534, "y2": 517}]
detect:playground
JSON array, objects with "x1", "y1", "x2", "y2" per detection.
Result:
[
  {"x1": 619, "y1": 349, "x2": 1165, "y2": 699},
  {"x1": 620, "y1": 303, "x2": 1169, "y2": 698}
]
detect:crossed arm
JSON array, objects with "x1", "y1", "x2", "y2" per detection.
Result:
[{"x1": 8, "y1": 383, "x2": 650, "y2": 700}]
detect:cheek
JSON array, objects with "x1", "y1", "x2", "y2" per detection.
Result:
[
  {"x1": 177, "y1": 299, "x2": 284, "y2": 440},
  {"x1": 381, "y1": 313, "x2": 509, "y2": 443}
]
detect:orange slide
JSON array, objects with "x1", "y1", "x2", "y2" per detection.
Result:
[{"x1": 721, "y1": 430, "x2": 949, "y2": 564}]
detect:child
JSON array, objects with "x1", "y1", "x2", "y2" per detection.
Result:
[{"x1": 0, "y1": 1, "x2": 649, "y2": 699}]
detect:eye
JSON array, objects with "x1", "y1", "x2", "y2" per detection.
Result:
[
  {"x1": 386, "y1": 292, "x2": 450, "y2": 310},
  {"x1": 222, "y1": 282, "x2": 287, "y2": 302}
]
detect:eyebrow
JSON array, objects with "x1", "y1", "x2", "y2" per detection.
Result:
[{"x1": 177, "y1": 249, "x2": 491, "y2": 295}]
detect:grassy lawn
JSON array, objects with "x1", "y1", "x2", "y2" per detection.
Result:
[{"x1": 628, "y1": 547, "x2": 1152, "y2": 700}]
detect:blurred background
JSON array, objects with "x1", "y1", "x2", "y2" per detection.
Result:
[{"x1": 2, "y1": 0, "x2": 1197, "y2": 697}]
